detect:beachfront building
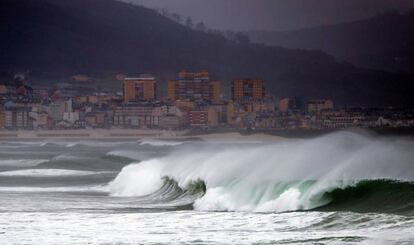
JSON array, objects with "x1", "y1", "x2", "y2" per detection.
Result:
[
  {"x1": 4, "y1": 107, "x2": 33, "y2": 129},
  {"x1": 167, "y1": 71, "x2": 220, "y2": 103},
  {"x1": 231, "y1": 79, "x2": 265, "y2": 102},
  {"x1": 123, "y1": 75, "x2": 156, "y2": 103},
  {"x1": 188, "y1": 110, "x2": 208, "y2": 127},
  {"x1": 84, "y1": 112, "x2": 107, "y2": 128},
  {"x1": 0, "y1": 109, "x2": 5, "y2": 128},
  {"x1": 157, "y1": 106, "x2": 185, "y2": 129},
  {"x1": 113, "y1": 104, "x2": 160, "y2": 128},
  {"x1": 34, "y1": 111, "x2": 50, "y2": 129},
  {"x1": 47, "y1": 102, "x2": 65, "y2": 122},
  {"x1": 307, "y1": 99, "x2": 334, "y2": 115},
  {"x1": 75, "y1": 95, "x2": 99, "y2": 104},
  {"x1": 210, "y1": 80, "x2": 221, "y2": 103},
  {"x1": 279, "y1": 97, "x2": 303, "y2": 113},
  {"x1": 188, "y1": 108, "x2": 219, "y2": 128},
  {"x1": 167, "y1": 80, "x2": 177, "y2": 101},
  {"x1": 159, "y1": 115, "x2": 183, "y2": 129}
]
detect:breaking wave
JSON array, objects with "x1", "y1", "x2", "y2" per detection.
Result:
[
  {"x1": 108, "y1": 162, "x2": 204, "y2": 209},
  {"x1": 0, "y1": 169, "x2": 113, "y2": 177},
  {"x1": 108, "y1": 131, "x2": 414, "y2": 214},
  {"x1": 317, "y1": 179, "x2": 414, "y2": 214},
  {"x1": 0, "y1": 159, "x2": 49, "y2": 167},
  {"x1": 138, "y1": 139, "x2": 185, "y2": 147},
  {"x1": 0, "y1": 141, "x2": 50, "y2": 147},
  {"x1": 64, "y1": 141, "x2": 133, "y2": 148},
  {"x1": 0, "y1": 185, "x2": 107, "y2": 193},
  {"x1": 106, "y1": 151, "x2": 141, "y2": 161},
  {"x1": 52, "y1": 154, "x2": 90, "y2": 161},
  {"x1": 108, "y1": 160, "x2": 165, "y2": 197},
  {"x1": 105, "y1": 150, "x2": 159, "y2": 162}
]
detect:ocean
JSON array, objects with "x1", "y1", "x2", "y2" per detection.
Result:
[{"x1": 0, "y1": 131, "x2": 413, "y2": 244}]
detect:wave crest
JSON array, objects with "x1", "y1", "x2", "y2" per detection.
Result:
[
  {"x1": 0, "y1": 169, "x2": 112, "y2": 177},
  {"x1": 138, "y1": 139, "x2": 185, "y2": 147},
  {"x1": 0, "y1": 159, "x2": 48, "y2": 167},
  {"x1": 107, "y1": 131, "x2": 414, "y2": 213}
]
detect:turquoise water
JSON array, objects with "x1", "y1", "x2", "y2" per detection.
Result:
[{"x1": 0, "y1": 133, "x2": 413, "y2": 244}]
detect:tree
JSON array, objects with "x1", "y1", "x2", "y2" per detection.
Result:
[
  {"x1": 160, "y1": 8, "x2": 169, "y2": 18},
  {"x1": 185, "y1": 16, "x2": 193, "y2": 28},
  {"x1": 195, "y1": 22, "x2": 206, "y2": 32},
  {"x1": 234, "y1": 32, "x2": 250, "y2": 44},
  {"x1": 171, "y1": 13, "x2": 182, "y2": 23},
  {"x1": 224, "y1": 31, "x2": 236, "y2": 41}
]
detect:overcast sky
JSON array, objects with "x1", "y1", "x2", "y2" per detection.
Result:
[{"x1": 127, "y1": 0, "x2": 414, "y2": 31}]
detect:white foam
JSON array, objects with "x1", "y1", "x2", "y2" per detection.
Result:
[
  {"x1": 106, "y1": 150, "x2": 142, "y2": 161},
  {"x1": 254, "y1": 188, "x2": 302, "y2": 212},
  {"x1": 0, "y1": 185, "x2": 107, "y2": 193},
  {"x1": 0, "y1": 159, "x2": 48, "y2": 167},
  {"x1": 0, "y1": 169, "x2": 111, "y2": 177},
  {"x1": 108, "y1": 131, "x2": 414, "y2": 212},
  {"x1": 52, "y1": 154, "x2": 88, "y2": 161},
  {"x1": 65, "y1": 142, "x2": 78, "y2": 148},
  {"x1": 65, "y1": 141, "x2": 133, "y2": 148},
  {"x1": 139, "y1": 139, "x2": 184, "y2": 146},
  {"x1": 192, "y1": 187, "x2": 236, "y2": 211},
  {"x1": 108, "y1": 160, "x2": 164, "y2": 197},
  {"x1": 0, "y1": 210, "x2": 411, "y2": 244}
]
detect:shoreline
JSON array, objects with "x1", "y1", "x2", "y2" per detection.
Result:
[
  {"x1": 1, "y1": 127, "x2": 413, "y2": 141},
  {"x1": 0, "y1": 129, "x2": 286, "y2": 142},
  {"x1": 0, "y1": 129, "x2": 188, "y2": 140}
]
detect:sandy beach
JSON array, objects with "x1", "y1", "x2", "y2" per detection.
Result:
[
  {"x1": 0, "y1": 129, "x2": 187, "y2": 140},
  {"x1": 0, "y1": 129, "x2": 285, "y2": 142}
]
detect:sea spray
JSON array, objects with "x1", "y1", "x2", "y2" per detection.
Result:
[
  {"x1": 108, "y1": 160, "x2": 164, "y2": 197},
  {"x1": 0, "y1": 169, "x2": 110, "y2": 177},
  {"x1": 108, "y1": 131, "x2": 414, "y2": 212},
  {"x1": 139, "y1": 139, "x2": 185, "y2": 147}
]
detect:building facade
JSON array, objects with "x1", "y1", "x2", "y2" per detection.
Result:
[
  {"x1": 231, "y1": 79, "x2": 265, "y2": 101},
  {"x1": 188, "y1": 110, "x2": 209, "y2": 127},
  {"x1": 307, "y1": 99, "x2": 334, "y2": 115},
  {"x1": 123, "y1": 75, "x2": 156, "y2": 103},
  {"x1": 113, "y1": 104, "x2": 159, "y2": 128},
  {"x1": 210, "y1": 80, "x2": 221, "y2": 103},
  {"x1": 4, "y1": 108, "x2": 32, "y2": 129},
  {"x1": 167, "y1": 71, "x2": 220, "y2": 103}
]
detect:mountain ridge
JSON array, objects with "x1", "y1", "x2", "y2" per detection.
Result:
[
  {"x1": 248, "y1": 11, "x2": 414, "y2": 73},
  {"x1": 0, "y1": 0, "x2": 413, "y2": 106}
]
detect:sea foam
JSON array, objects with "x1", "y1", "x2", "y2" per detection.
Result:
[
  {"x1": 0, "y1": 169, "x2": 111, "y2": 177},
  {"x1": 108, "y1": 131, "x2": 414, "y2": 212}
]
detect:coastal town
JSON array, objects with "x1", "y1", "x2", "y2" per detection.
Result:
[{"x1": 0, "y1": 71, "x2": 413, "y2": 133}]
